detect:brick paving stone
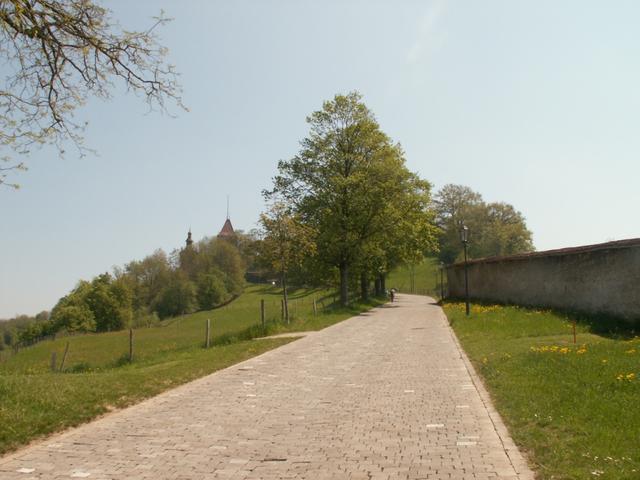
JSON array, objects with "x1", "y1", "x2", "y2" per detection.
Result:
[{"x1": 0, "y1": 294, "x2": 534, "y2": 479}]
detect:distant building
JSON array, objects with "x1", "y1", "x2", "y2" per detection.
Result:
[
  {"x1": 184, "y1": 197, "x2": 237, "y2": 248},
  {"x1": 218, "y1": 218, "x2": 235, "y2": 239}
]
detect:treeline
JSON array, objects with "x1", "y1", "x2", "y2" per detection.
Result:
[
  {"x1": 1, "y1": 91, "x2": 536, "y2": 349},
  {"x1": 433, "y1": 184, "x2": 534, "y2": 264},
  {"x1": 256, "y1": 92, "x2": 534, "y2": 309},
  {"x1": 2, "y1": 236, "x2": 246, "y2": 348},
  {"x1": 259, "y1": 92, "x2": 439, "y2": 308}
]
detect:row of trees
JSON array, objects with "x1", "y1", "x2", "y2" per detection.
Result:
[
  {"x1": 259, "y1": 92, "x2": 439, "y2": 307},
  {"x1": 433, "y1": 184, "x2": 534, "y2": 264},
  {"x1": 3, "y1": 236, "x2": 246, "y2": 346},
  {"x1": 0, "y1": 89, "x2": 535, "y2": 347},
  {"x1": 255, "y1": 92, "x2": 535, "y2": 310}
]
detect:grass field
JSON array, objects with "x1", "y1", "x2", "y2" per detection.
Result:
[
  {"x1": 386, "y1": 257, "x2": 442, "y2": 297},
  {"x1": 445, "y1": 302, "x2": 640, "y2": 480},
  {"x1": 0, "y1": 284, "x2": 383, "y2": 455}
]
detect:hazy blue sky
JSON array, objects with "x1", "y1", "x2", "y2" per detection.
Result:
[{"x1": 2, "y1": 1, "x2": 640, "y2": 317}]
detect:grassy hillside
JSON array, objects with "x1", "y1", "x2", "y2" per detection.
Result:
[
  {"x1": 386, "y1": 257, "x2": 442, "y2": 297},
  {"x1": 0, "y1": 284, "x2": 383, "y2": 454},
  {"x1": 0, "y1": 284, "x2": 334, "y2": 374}
]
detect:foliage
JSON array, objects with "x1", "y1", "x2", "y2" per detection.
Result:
[
  {"x1": 50, "y1": 273, "x2": 133, "y2": 333},
  {"x1": 258, "y1": 202, "x2": 316, "y2": 321},
  {"x1": 434, "y1": 184, "x2": 534, "y2": 263},
  {"x1": 267, "y1": 91, "x2": 438, "y2": 305},
  {"x1": 195, "y1": 271, "x2": 228, "y2": 310},
  {"x1": 7, "y1": 236, "x2": 248, "y2": 348},
  {"x1": 445, "y1": 302, "x2": 640, "y2": 479},
  {"x1": 50, "y1": 304, "x2": 95, "y2": 333},
  {"x1": 0, "y1": 0, "x2": 183, "y2": 188},
  {"x1": 152, "y1": 271, "x2": 197, "y2": 319},
  {"x1": 121, "y1": 249, "x2": 172, "y2": 313}
]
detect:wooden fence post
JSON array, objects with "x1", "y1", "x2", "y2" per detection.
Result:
[
  {"x1": 313, "y1": 298, "x2": 317, "y2": 316},
  {"x1": 129, "y1": 328, "x2": 134, "y2": 363},
  {"x1": 59, "y1": 341, "x2": 70, "y2": 371},
  {"x1": 261, "y1": 300, "x2": 265, "y2": 330},
  {"x1": 206, "y1": 319, "x2": 211, "y2": 348},
  {"x1": 281, "y1": 299, "x2": 285, "y2": 321}
]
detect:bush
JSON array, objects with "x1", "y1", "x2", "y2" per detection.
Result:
[{"x1": 196, "y1": 271, "x2": 229, "y2": 310}]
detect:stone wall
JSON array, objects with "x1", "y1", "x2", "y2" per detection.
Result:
[{"x1": 445, "y1": 238, "x2": 640, "y2": 321}]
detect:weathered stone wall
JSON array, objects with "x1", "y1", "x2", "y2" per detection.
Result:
[{"x1": 446, "y1": 239, "x2": 640, "y2": 320}]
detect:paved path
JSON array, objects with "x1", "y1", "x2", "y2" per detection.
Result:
[{"x1": 1, "y1": 295, "x2": 534, "y2": 479}]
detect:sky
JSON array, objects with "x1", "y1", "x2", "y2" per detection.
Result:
[{"x1": 2, "y1": 0, "x2": 640, "y2": 318}]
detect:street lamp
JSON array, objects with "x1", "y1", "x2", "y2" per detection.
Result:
[
  {"x1": 439, "y1": 261, "x2": 445, "y2": 300},
  {"x1": 460, "y1": 225, "x2": 470, "y2": 316}
]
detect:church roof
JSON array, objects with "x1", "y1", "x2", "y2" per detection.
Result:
[{"x1": 218, "y1": 218, "x2": 235, "y2": 238}]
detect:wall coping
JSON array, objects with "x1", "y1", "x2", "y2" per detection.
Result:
[{"x1": 449, "y1": 237, "x2": 640, "y2": 268}]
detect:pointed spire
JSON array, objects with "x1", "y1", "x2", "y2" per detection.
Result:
[
  {"x1": 185, "y1": 228, "x2": 193, "y2": 247},
  {"x1": 226, "y1": 194, "x2": 230, "y2": 220}
]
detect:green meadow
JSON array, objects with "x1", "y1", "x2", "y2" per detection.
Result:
[
  {"x1": 386, "y1": 257, "x2": 442, "y2": 297},
  {"x1": 0, "y1": 284, "x2": 383, "y2": 454},
  {"x1": 445, "y1": 302, "x2": 640, "y2": 480}
]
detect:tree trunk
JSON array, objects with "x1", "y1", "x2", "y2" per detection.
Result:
[
  {"x1": 339, "y1": 261, "x2": 349, "y2": 307},
  {"x1": 360, "y1": 272, "x2": 369, "y2": 301},
  {"x1": 374, "y1": 276, "x2": 382, "y2": 296},
  {"x1": 380, "y1": 273, "x2": 386, "y2": 294},
  {"x1": 282, "y1": 272, "x2": 290, "y2": 324}
]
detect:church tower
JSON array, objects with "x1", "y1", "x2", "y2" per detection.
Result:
[
  {"x1": 185, "y1": 228, "x2": 194, "y2": 248},
  {"x1": 218, "y1": 196, "x2": 236, "y2": 241}
]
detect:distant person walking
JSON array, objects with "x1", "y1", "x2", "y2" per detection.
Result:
[{"x1": 390, "y1": 288, "x2": 396, "y2": 303}]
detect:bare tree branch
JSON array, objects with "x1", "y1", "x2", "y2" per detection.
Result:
[{"x1": 0, "y1": 0, "x2": 185, "y2": 188}]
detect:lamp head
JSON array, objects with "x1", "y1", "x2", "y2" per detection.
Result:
[{"x1": 460, "y1": 225, "x2": 469, "y2": 243}]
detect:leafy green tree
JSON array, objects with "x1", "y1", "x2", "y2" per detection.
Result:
[
  {"x1": 50, "y1": 273, "x2": 132, "y2": 332},
  {"x1": 193, "y1": 238, "x2": 245, "y2": 297},
  {"x1": 123, "y1": 249, "x2": 172, "y2": 313},
  {"x1": 259, "y1": 202, "x2": 316, "y2": 322},
  {"x1": 195, "y1": 271, "x2": 228, "y2": 310},
  {"x1": 269, "y1": 91, "x2": 438, "y2": 305},
  {"x1": 84, "y1": 274, "x2": 132, "y2": 331},
  {"x1": 50, "y1": 304, "x2": 95, "y2": 333},
  {"x1": 434, "y1": 184, "x2": 534, "y2": 263},
  {"x1": 153, "y1": 271, "x2": 197, "y2": 319},
  {"x1": 0, "y1": 0, "x2": 183, "y2": 188},
  {"x1": 208, "y1": 240, "x2": 245, "y2": 295}
]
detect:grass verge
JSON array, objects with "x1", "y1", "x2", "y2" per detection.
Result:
[
  {"x1": 0, "y1": 285, "x2": 384, "y2": 455},
  {"x1": 445, "y1": 302, "x2": 640, "y2": 480},
  {"x1": 387, "y1": 258, "x2": 440, "y2": 296},
  {"x1": 0, "y1": 338, "x2": 294, "y2": 456}
]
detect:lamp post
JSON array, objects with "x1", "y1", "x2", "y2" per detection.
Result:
[
  {"x1": 460, "y1": 224, "x2": 470, "y2": 316},
  {"x1": 439, "y1": 261, "x2": 445, "y2": 300}
]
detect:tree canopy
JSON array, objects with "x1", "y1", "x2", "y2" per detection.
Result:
[
  {"x1": 434, "y1": 184, "x2": 534, "y2": 263},
  {"x1": 258, "y1": 202, "x2": 316, "y2": 321},
  {"x1": 0, "y1": 0, "x2": 183, "y2": 188},
  {"x1": 267, "y1": 92, "x2": 438, "y2": 305}
]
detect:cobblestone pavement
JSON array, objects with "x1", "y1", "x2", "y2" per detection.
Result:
[{"x1": 1, "y1": 294, "x2": 534, "y2": 479}]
